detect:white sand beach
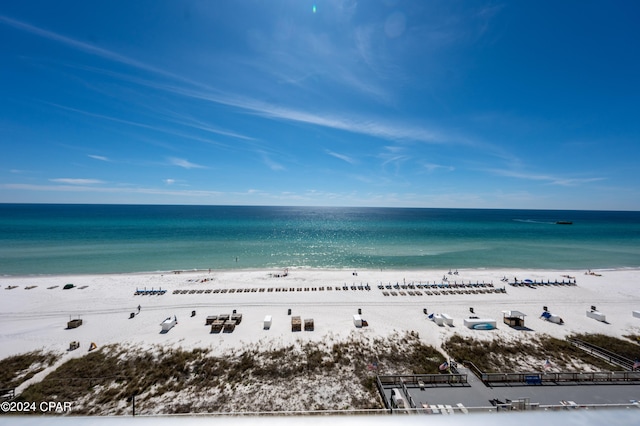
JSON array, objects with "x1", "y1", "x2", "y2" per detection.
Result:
[{"x1": 1, "y1": 267, "x2": 639, "y2": 362}]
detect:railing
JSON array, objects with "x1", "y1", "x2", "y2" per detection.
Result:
[
  {"x1": 568, "y1": 338, "x2": 636, "y2": 370},
  {"x1": 461, "y1": 360, "x2": 484, "y2": 380},
  {"x1": 375, "y1": 377, "x2": 391, "y2": 410},
  {"x1": 377, "y1": 373, "x2": 468, "y2": 387},
  {"x1": 0, "y1": 387, "x2": 15, "y2": 401},
  {"x1": 480, "y1": 370, "x2": 640, "y2": 384}
]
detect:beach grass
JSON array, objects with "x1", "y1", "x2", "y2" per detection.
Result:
[
  {"x1": 0, "y1": 350, "x2": 59, "y2": 390},
  {"x1": 442, "y1": 333, "x2": 618, "y2": 373},
  {"x1": 571, "y1": 333, "x2": 640, "y2": 361},
  {"x1": 15, "y1": 331, "x2": 445, "y2": 415}
]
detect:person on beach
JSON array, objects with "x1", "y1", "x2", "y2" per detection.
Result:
[{"x1": 137, "y1": 305, "x2": 141, "y2": 313}]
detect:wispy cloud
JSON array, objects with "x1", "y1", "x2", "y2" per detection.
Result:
[
  {"x1": 2, "y1": 182, "x2": 223, "y2": 198},
  {"x1": 326, "y1": 150, "x2": 357, "y2": 165},
  {"x1": 259, "y1": 152, "x2": 285, "y2": 171},
  {"x1": 88, "y1": 154, "x2": 109, "y2": 162},
  {"x1": 46, "y1": 102, "x2": 232, "y2": 149},
  {"x1": 422, "y1": 163, "x2": 455, "y2": 173},
  {"x1": 2, "y1": 15, "x2": 486, "y2": 152},
  {"x1": 0, "y1": 15, "x2": 201, "y2": 87},
  {"x1": 49, "y1": 178, "x2": 104, "y2": 185},
  {"x1": 167, "y1": 157, "x2": 207, "y2": 169},
  {"x1": 487, "y1": 169, "x2": 605, "y2": 186}
]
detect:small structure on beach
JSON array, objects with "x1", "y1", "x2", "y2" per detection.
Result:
[
  {"x1": 210, "y1": 319, "x2": 225, "y2": 333},
  {"x1": 353, "y1": 314, "x2": 362, "y2": 328},
  {"x1": 502, "y1": 310, "x2": 526, "y2": 328},
  {"x1": 587, "y1": 306, "x2": 606, "y2": 322},
  {"x1": 541, "y1": 311, "x2": 564, "y2": 324},
  {"x1": 67, "y1": 318, "x2": 83, "y2": 329},
  {"x1": 231, "y1": 313, "x2": 243, "y2": 324},
  {"x1": 161, "y1": 316, "x2": 176, "y2": 332},
  {"x1": 304, "y1": 318, "x2": 314, "y2": 331},
  {"x1": 429, "y1": 313, "x2": 454, "y2": 326},
  {"x1": 223, "y1": 320, "x2": 236, "y2": 333},
  {"x1": 264, "y1": 315, "x2": 272, "y2": 330},
  {"x1": 291, "y1": 316, "x2": 302, "y2": 332},
  {"x1": 441, "y1": 313, "x2": 454, "y2": 326},
  {"x1": 463, "y1": 317, "x2": 496, "y2": 330},
  {"x1": 632, "y1": 310, "x2": 640, "y2": 319}
]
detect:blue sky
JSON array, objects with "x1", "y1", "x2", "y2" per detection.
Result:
[{"x1": 1, "y1": 1, "x2": 639, "y2": 209}]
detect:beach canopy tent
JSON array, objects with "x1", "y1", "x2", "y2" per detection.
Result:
[{"x1": 502, "y1": 310, "x2": 526, "y2": 327}]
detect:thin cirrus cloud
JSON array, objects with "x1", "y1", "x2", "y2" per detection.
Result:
[
  {"x1": 0, "y1": 15, "x2": 472, "y2": 150},
  {"x1": 0, "y1": 15, "x2": 200, "y2": 88},
  {"x1": 326, "y1": 150, "x2": 357, "y2": 165},
  {"x1": 88, "y1": 154, "x2": 109, "y2": 162},
  {"x1": 46, "y1": 102, "x2": 234, "y2": 150},
  {"x1": 167, "y1": 157, "x2": 207, "y2": 169},
  {"x1": 49, "y1": 178, "x2": 104, "y2": 185},
  {"x1": 487, "y1": 169, "x2": 605, "y2": 186}
]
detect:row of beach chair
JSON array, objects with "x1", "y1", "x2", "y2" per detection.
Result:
[
  {"x1": 134, "y1": 288, "x2": 167, "y2": 296},
  {"x1": 171, "y1": 284, "x2": 376, "y2": 294},
  {"x1": 382, "y1": 288, "x2": 506, "y2": 296},
  {"x1": 509, "y1": 280, "x2": 577, "y2": 287},
  {"x1": 377, "y1": 282, "x2": 494, "y2": 290}
]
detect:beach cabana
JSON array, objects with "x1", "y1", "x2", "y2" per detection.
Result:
[
  {"x1": 633, "y1": 311, "x2": 640, "y2": 319},
  {"x1": 502, "y1": 310, "x2": 526, "y2": 327}
]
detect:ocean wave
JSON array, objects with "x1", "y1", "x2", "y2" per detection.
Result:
[{"x1": 512, "y1": 219, "x2": 556, "y2": 225}]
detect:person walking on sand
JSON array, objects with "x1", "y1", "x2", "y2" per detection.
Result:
[{"x1": 137, "y1": 304, "x2": 141, "y2": 313}]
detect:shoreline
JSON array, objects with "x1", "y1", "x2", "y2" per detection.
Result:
[{"x1": 3, "y1": 265, "x2": 640, "y2": 279}]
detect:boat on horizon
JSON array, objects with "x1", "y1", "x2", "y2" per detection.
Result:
[{"x1": 555, "y1": 221, "x2": 573, "y2": 225}]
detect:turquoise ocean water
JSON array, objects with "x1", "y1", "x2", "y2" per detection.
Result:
[{"x1": 1, "y1": 204, "x2": 639, "y2": 276}]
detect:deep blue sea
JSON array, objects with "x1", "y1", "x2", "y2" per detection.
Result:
[{"x1": 1, "y1": 204, "x2": 639, "y2": 275}]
